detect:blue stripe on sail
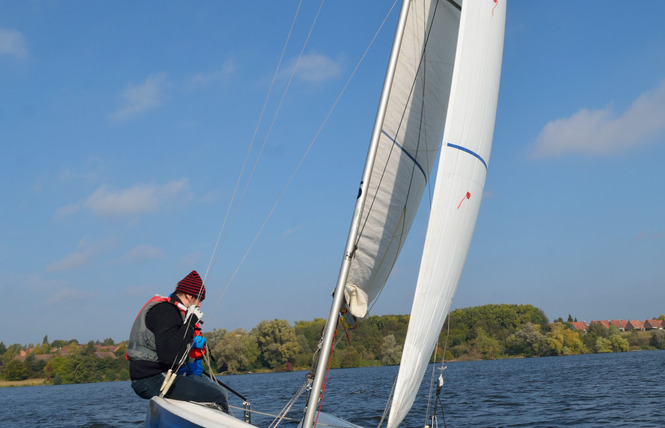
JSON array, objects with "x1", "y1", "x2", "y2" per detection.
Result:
[
  {"x1": 446, "y1": 143, "x2": 488, "y2": 170},
  {"x1": 381, "y1": 130, "x2": 427, "y2": 181}
]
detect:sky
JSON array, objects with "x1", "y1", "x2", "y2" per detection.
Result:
[{"x1": 1, "y1": 1, "x2": 664, "y2": 347}]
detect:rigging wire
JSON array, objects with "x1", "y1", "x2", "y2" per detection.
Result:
[
  {"x1": 209, "y1": 0, "x2": 326, "y2": 313},
  {"x1": 209, "y1": 0, "x2": 400, "y2": 314},
  {"x1": 203, "y1": 0, "x2": 305, "y2": 287}
]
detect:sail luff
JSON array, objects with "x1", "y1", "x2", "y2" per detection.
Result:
[
  {"x1": 301, "y1": 2, "x2": 416, "y2": 427},
  {"x1": 386, "y1": 1, "x2": 507, "y2": 427},
  {"x1": 345, "y1": 0, "x2": 461, "y2": 317}
]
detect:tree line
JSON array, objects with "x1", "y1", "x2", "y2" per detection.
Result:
[{"x1": 2, "y1": 304, "x2": 665, "y2": 384}]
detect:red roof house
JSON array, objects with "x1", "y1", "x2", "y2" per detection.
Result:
[
  {"x1": 591, "y1": 320, "x2": 610, "y2": 328},
  {"x1": 570, "y1": 321, "x2": 588, "y2": 332},
  {"x1": 626, "y1": 320, "x2": 645, "y2": 331},
  {"x1": 610, "y1": 320, "x2": 627, "y2": 331},
  {"x1": 644, "y1": 319, "x2": 663, "y2": 330}
]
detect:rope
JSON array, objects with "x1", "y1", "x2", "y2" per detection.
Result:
[
  {"x1": 376, "y1": 375, "x2": 397, "y2": 428},
  {"x1": 268, "y1": 382, "x2": 308, "y2": 428}
]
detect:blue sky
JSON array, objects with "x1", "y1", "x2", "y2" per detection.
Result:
[{"x1": 1, "y1": 1, "x2": 664, "y2": 347}]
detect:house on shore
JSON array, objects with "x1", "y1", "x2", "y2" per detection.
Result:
[
  {"x1": 569, "y1": 321, "x2": 589, "y2": 332},
  {"x1": 591, "y1": 320, "x2": 610, "y2": 329},
  {"x1": 644, "y1": 319, "x2": 664, "y2": 330},
  {"x1": 626, "y1": 320, "x2": 645, "y2": 331},
  {"x1": 573, "y1": 318, "x2": 663, "y2": 333},
  {"x1": 610, "y1": 320, "x2": 628, "y2": 331}
]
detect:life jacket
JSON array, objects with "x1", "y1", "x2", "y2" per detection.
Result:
[{"x1": 127, "y1": 295, "x2": 205, "y2": 362}]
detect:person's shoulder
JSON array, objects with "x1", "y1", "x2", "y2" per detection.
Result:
[{"x1": 146, "y1": 299, "x2": 178, "y2": 319}]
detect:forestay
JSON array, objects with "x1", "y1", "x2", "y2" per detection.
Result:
[{"x1": 387, "y1": 1, "x2": 506, "y2": 427}]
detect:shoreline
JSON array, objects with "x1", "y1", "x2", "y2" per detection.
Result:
[{"x1": 0, "y1": 378, "x2": 47, "y2": 388}]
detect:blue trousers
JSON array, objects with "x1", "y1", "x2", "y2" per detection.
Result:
[{"x1": 132, "y1": 372, "x2": 229, "y2": 413}]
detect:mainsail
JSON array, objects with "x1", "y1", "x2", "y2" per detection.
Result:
[
  {"x1": 344, "y1": 0, "x2": 461, "y2": 318},
  {"x1": 387, "y1": 1, "x2": 506, "y2": 427}
]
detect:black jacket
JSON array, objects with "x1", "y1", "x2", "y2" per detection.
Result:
[{"x1": 129, "y1": 295, "x2": 198, "y2": 380}]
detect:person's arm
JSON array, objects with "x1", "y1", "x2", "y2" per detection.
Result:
[{"x1": 146, "y1": 303, "x2": 197, "y2": 366}]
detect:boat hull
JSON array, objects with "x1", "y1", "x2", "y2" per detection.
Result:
[{"x1": 148, "y1": 397, "x2": 256, "y2": 427}]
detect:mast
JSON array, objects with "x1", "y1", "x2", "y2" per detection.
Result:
[{"x1": 301, "y1": 1, "x2": 413, "y2": 427}]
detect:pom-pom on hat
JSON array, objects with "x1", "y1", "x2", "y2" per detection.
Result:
[{"x1": 175, "y1": 270, "x2": 206, "y2": 301}]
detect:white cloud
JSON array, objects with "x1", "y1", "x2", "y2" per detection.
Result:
[
  {"x1": 117, "y1": 244, "x2": 165, "y2": 264},
  {"x1": 190, "y1": 59, "x2": 237, "y2": 87},
  {"x1": 47, "y1": 237, "x2": 116, "y2": 272},
  {"x1": 109, "y1": 73, "x2": 168, "y2": 121},
  {"x1": 57, "y1": 179, "x2": 190, "y2": 220},
  {"x1": 47, "y1": 251, "x2": 90, "y2": 272},
  {"x1": 284, "y1": 53, "x2": 343, "y2": 84},
  {"x1": 532, "y1": 80, "x2": 665, "y2": 158},
  {"x1": 46, "y1": 286, "x2": 86, "y2": 305},
  {"x1": 282, "y1": 224, "x2": 304, "y2": 239},
  {"x1": 0, "y1": 28, "x2": 28, "y2": 58}
]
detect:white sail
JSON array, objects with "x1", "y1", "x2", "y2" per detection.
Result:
[
  {"x1": 345, "y1": 0, "x2": 461, "y2": 318},
  {"x1": 386, "y1": 1, "x2": 506, "y2": 427}
]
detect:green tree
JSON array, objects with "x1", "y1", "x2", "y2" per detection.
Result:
[
  {"x1": 595, "y1": 337, "x2": 612, "y2": 353},
  {"x1": 583, "y1": 322, "x2": 609, "y2": 350},
  {"x1": 24, "y1": 354, "x2": 47, "y2": 378},
  {"x1": 547, "y1": 322, "x2": 565, "y2": 355},
  {"x1": 609, "y1": 335, "x2": 629, "y2": 352},
  {"x1": 561, "y1": 329, "x2": 586, "y2": 355},
  {"x1": 470, "y1": 327, "x2": 502, "y2": 360},
  {"x1": 2, "y1": 344, "x2": 23, "y2": 364},
  {"x1": 650, "y1": 331, "x2": 665, "y2": 349},
  {"x1": 379, "y1": 334, "x2": 402, "y2": 365},
  {"x1": 51, "y1": 340, "x2": 66, "y2": 349},
  {"x1": 3, "y1": 359, "x2": 28, "y2": 380},
  {"x1": 252, "y1": 319, "x2": 300, "y2": 369},
  {"x1": 210, "y1": 328, "x2": 259, "y2": 373},
  {"x1": 507, "y1": 323, "x2": 548, "y2": 357}
]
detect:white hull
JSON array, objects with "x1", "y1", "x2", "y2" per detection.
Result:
[
  {"x1": 148, "y1": 397, "x2": 255, "y2": 428},
  {"x1": 147, "y1": 397, "x2": 362, "y2": 428}
]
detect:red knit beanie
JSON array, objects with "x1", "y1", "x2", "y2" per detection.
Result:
[{"x1": 175, "y1": 270, "x2": 206, "y2": 300}]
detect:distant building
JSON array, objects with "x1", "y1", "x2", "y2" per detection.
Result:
[
  {"x1": 570, "y1": 321, "x2": 588, "y2": 332},
  {"x1": 610, "y1": 320, "x2": 627, "y2": 331},
  {"x1": 591, "y1": 320, "x2": 610, "y2": 329},
  {"x1": 644, "y1": 319, "x2": 664, "y2": 330},
  {"x1": 626, "y1": 320, "x2": 645, "y2": 331},
  {"x1": 94, "y1": 351, "x2": 117, "y2": 359}
]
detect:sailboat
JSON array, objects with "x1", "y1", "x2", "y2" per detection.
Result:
[{"x1": 148, "y1": 0, "x2": 506, "y2": 426}]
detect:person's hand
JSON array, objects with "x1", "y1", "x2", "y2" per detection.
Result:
[
  {"x1": 184, "y1": 305, "x2": 203, "y2": 324},
  {"x1": 192, "y1": 335, "x2": 207, "y2": 349}
]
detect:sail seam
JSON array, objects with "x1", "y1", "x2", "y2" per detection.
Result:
[
  {"x1": 381, "y1": 129, "x2": 428, "y2": 181},
  {"x1": 446, "y1": 143, "x2": 488, "y2": 170}
]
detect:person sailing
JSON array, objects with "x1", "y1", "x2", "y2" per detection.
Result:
[{"x1": 127, "y1": 270, "x2": 229, "y2": 412}]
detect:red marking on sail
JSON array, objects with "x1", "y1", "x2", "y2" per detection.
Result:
[
  {"x1": 458, "y1": 192, "x2": 471, "y2": 209},
  {"x1": 492, "y1": 0, "x2": 499, "y2": 16}
]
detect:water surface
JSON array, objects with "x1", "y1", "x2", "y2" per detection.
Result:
[{"x1": 1, "y1": 350, "x2": 662, "y2": 427}]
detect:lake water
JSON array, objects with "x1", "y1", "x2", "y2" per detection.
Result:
[{"x1": 1, "y1": 350, "x2": 663, "y2": 427}]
